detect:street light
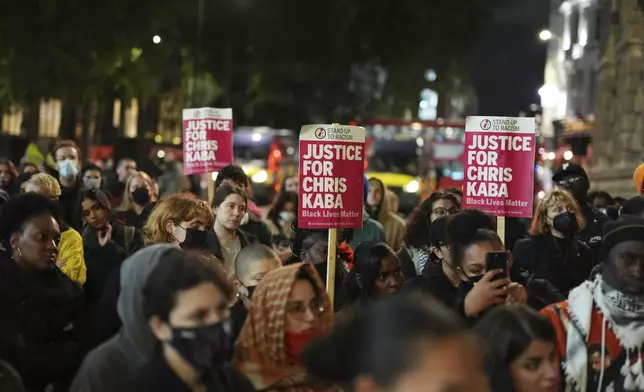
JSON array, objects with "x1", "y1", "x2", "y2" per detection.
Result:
[
  {"x1": 539, "y1": 29, "x2": 553, "y2": 42},
  {"x1": 152, "y1": 35, "x2": 162, "y2": 44},
  {"x1": 538, "y1": 84, "x2": 561, "y2": 109}
]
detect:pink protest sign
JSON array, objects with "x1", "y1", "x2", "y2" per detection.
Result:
[
  {"x1": 182, "y1": 107, "x2": 233, "y2": 175},
  {"x1": 298, "y1": 124, "x2": 366, "y2": 229},
  {"x1": 462, "y1": 116, "x2": 536, "y2": 218}
]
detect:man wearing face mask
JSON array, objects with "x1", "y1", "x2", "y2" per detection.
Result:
[
  {"x1": 81, "y1": 164, "x2": 103, "y2": 190},
  {"x1": 52, "y1": 140, "x2": 84, "y2": 231},
  {"x1": 542, "y1": 216, "x2": 644, "y2": 392},
  {"x1": 230, "y1": 244, "x2": 281, "y2": 342},
  {"x1": 131, "y1": 251, "x2": 255, "y2": 391},
  {"x1": 552, "y1": 163, "x2": 610, "y2": 250}
]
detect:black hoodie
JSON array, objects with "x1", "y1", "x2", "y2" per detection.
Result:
[{"x1": 403, "y1": 261, "x2": 459, "y2": 308}]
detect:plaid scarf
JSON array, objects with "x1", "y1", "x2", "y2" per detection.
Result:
[{"x1": 234, "y1": 263, "x2": 338, "y2": 392}]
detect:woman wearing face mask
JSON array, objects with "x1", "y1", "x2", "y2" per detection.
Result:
[
  {"x1": 0, "y1": 157, "x2": 19, "y2": 195},
  {"x1": 0, "y1": 193, "x2": 84, "y2": 392},
  {"x1": 266, "y1": 190, "x2": 298, "y2": 251},
  {"x1": 80, "y1": 188, "x2": 144, "y2": 343},
  {"x1": 344, "y1": 241, "x2": 403, "y2": 309},
  {"x1": 303, "y1": 296, "x2": 490, "y2": 392},
  {"x1": 144, "y1": 192, "x2": 213, "y2": 250},
  {"x1": 117, "y1": 172, "x2": 155, "y2": 229},
  {"x1": 514, "y1": 188, "x2": 596, "y2": 295},
  {"x1": 475, "y1": 305, "x2": 561, "y2": 392},
  {"x1": 208, "y1": 183, "x2": 257, "y2": 278},
  {"x1": 448, "y1": 210, "x2": 563, "y2": 325},
  {"x1": 131, "y1": 251, "x2": 255, "y2": 391},
  {"x1": 235, "y1": 263, "x2": 339, "y2": 392}
]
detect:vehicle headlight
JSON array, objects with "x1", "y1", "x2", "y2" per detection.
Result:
[
  {"x1": 251, "y1": 170, "x2": 268, "y2": 184},
  {"x1": 404, "y1": 180, "x2": 420, "y2": 193}
]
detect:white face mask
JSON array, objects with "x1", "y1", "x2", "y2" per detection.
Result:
[
  {"x1": 280, "y1": 211, "x2": 295, "y2": 222},
  {"x1": 57, "y1": 159, "x2": 79, "y2": 180},
  {"x1": 83, "y1": 177, "x2": 101, "y2": 189}
]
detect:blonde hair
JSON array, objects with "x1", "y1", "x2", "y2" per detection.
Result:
[
  {"x1": 26, "y1": 173, "x2": 61, "y2": 198},
  {"x1": 118, "y1": 171, "x2": 154, "y2": 211},
  {"x1": 143, "y1": 193, "x2": 214, "y2": 245},
  {"x1": 530, "y1": 188, "x2": 585, "y2": 236}
]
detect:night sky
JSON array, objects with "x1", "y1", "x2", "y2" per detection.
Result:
[{"x1": 472, "y1": 0, "x2": 549, "y2": 116}]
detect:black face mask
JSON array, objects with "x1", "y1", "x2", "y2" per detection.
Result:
[
  {"x1": 180, "y1": 228, "x2": 208, "y2": 250},
  {"x1": 461, "y1": 274, "x2": 483, "y2": 291},
  {"x1": 553, "y1": 212, "x2": 578, "y2": 237},
  {"x1": 168, "y1": 320, "x2": 233, "y2": 375},
  {"x1": 131, "y1": 187, "x2": 150, "y2": 206}
]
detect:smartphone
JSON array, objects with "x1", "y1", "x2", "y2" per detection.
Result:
[{"x1": 485, "y1": 252, "x2": 509, "y2": 281}]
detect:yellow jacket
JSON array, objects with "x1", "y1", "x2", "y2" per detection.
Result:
[{"x1": 58, "y1": 227, "x2": 87, "y2": 285}]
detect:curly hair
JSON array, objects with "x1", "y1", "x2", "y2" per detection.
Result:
[
  {"x1": 403, "y1": 192, "x2": 460, "y2": 248},
  {"x1": 143, "y1": 193, "x2": 214, "y2": 245},
  {"x1": 0, "y1": 193, "x2": 62, "y2": 247},
  {"x1": 529, "y1": 188, "x2": 585, "y2": 236}
]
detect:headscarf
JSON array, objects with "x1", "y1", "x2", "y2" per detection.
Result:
[{"x1": 235, "y1": 262, "x2": 335, "y2": 392}]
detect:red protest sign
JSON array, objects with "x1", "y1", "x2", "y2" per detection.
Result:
[
  {"x1": 298, "y1": 124, "x2": 366, "y2": 229},
  {"x1": 182, "y1": 108, "x2": 233, "y2": 175},
  {"x1": 462, "y1": 116, "x2": 536, "y2": 218}
]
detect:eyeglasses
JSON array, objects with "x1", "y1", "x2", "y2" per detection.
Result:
[
  {"x1": 432, "y1": 207, "x2": 460, "y2": 217},
  {"x1": 285, "y1": 300, "x2": 325, "y2": 321}
]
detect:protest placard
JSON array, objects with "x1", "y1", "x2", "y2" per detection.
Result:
[
  {"x1": 462, "y1": 116, "x2": 536, "y2": 218},
  {"x1": 298, "y1": 124, "x2": 366, "y2": 229},
  {"x1": 182, "y1": 107, "x2": 233, "y2": 175}
]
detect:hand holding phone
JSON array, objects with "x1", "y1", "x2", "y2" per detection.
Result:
[{"x1": 485, "y1": 252, "x2": 509, "y2": 282}]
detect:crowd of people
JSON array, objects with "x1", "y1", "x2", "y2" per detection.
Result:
[{"x1": 0, "y1": 139, "x2": 643, "y2": 391}]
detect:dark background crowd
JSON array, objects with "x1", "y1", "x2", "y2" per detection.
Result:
[{"x1": 0, "y1": 139, "x2": 644, "y2": 392}]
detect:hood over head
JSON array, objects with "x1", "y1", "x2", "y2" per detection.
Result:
[
  {"x1": 118, "y1": 244, "x2": 178, "y2": 358},
  {"x1": 367, "y1": 177, "x2": 390, "y2": 222}
]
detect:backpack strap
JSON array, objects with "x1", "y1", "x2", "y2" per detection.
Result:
[{"x1": 123, "y1": 226, "x2": 135, "y2": 253}]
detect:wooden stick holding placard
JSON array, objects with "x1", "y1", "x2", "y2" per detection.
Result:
[
  {"x1": 207, "y1": 172, "x2": 215, "y2": 205},
  {"x1": 497, "y1": 216, "x2": 505, "y2": 246},
  {"x1": 325, "y1": 123, "x2": 341, "y2": 311}
]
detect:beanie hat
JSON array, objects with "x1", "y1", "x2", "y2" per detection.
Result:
[
  {"x1": 600, "y1": 215, "x2": 644, "y2": 259},
  {"x1": 633, "y1": 163, "x2": 644, "y2": 194}
]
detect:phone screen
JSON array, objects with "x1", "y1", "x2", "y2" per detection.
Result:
[{"x1": 485, "y1": 252, "x2": 509, "y2": 281}]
